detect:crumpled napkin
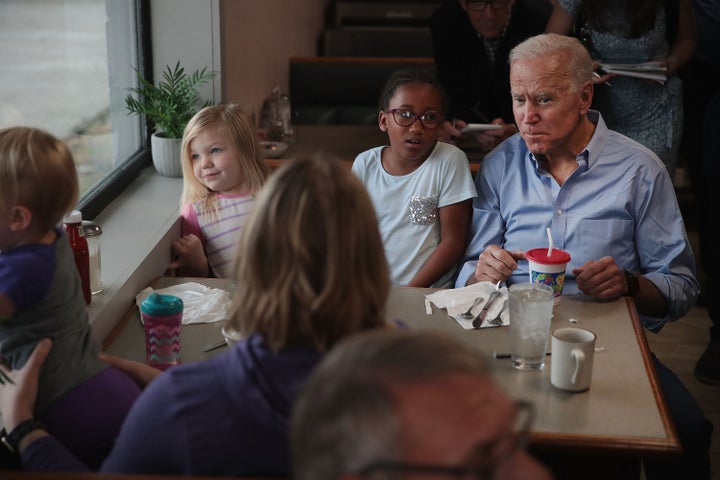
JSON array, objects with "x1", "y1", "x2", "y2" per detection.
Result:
[
  {"x1": 424, "y1": 281, "x2": 509, "y2": 330},
  {"x1": 136, "y1": 282, "x2": 232, "y2": 325}
]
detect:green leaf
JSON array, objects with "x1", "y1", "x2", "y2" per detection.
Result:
[{"x1": 123, "y1": 61, "x2": 216, "y2": 138}]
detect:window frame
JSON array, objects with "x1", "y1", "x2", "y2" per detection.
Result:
[{"x1": 79, "y1": 0, "x2": 154, "y2": 220}]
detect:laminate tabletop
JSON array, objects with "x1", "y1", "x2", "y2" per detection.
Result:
[{"x1": 104, "y1": 278, "x2": 679, "y2": 460}]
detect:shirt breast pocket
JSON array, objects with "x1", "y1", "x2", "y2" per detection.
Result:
[
  {"x1": 578, "y1": 218, "x2": 635, "y2": 262},
  {"x1": 408, "y1": 195, "x2": 438, "y2": 226}
]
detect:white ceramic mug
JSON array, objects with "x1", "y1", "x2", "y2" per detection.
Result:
[{"x1": 551, "y1": 327, "x2": 596, "y2": 392}]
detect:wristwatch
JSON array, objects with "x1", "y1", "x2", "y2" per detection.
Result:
[
  {"x1": 1, "y1": 419, "x2": 46, "y2": 454},
  {"x1": 623, "y1": 270, "x2": 640, "y2": 298}
]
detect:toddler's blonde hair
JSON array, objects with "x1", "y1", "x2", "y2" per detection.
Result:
[{"x1": 0, "y1": 127, "x2": 78, "y2": 231}]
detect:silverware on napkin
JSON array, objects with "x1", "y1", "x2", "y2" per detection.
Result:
[{"x1": 472, "y1": 290, "x2": 505, "y2": 328}]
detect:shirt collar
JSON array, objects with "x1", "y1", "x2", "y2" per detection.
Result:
[{"x1": 581, "y1": 110, "x2": 607, "y2": 170}]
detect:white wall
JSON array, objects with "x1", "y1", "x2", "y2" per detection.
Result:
[
  {"x1": 150, "y1": 0, "x2": 329, "y2": 117},
  {"x1": 220, "y1": 0, "x2": 329, "y2": 119},
  {"x1": 150, "y1": 0, "x2": 222, "y2": 104}
]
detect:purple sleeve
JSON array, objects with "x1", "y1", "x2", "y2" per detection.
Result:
[
  {"x1": 98, "y1": 373, "x2": 184, "y2": 473},
  {"x1": 0, "y1": 248, "x2": 54, "y2": 311},
  {"x1": 21, "y1": 435, "x2": 91, "y2": 472},
  {"x1": 20, "y1": 373, "x2": 183, "y2": 474}
]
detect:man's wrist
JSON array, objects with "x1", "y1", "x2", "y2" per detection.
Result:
[{"x1": 623, "y1": 270, "x2": 640, "y2": 297}]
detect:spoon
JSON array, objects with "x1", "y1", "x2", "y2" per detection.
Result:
[{"x1": 458, "y1": 296, "x2": 484, "y2": 319}]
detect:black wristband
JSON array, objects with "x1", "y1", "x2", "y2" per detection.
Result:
[
  {"x1": 1, "y1": 419, "x2": 46, "y2": 454},
  {"x1": 623, "y1": 270, "x2": 640, "y2": 298}
]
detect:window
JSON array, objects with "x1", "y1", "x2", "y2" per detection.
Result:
[{"x1": 0, "y1": 0, "x2": 152, "y2": 219}]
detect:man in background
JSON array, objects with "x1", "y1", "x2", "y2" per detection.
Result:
[
  {"x1": 430, "y1": 0, "x2": 550, "y2": 151},
  {"x1": 291, "y1": 329, "x2": 552, "y2": 480}
]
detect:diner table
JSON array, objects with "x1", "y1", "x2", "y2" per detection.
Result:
[
  {"x1": 103, "y1": 277, "x2": 680, "y2": 480},
  {"x1": 264, "y1": 124, "x2": 485, "y2": 174}
]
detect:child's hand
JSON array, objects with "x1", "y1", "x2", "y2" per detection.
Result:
[
  {"x1": 98, "y1": 352, "x2": 162, "y2": 388},
  {"x1": 169, "y1": 234, "x2": 210, "y2": 276}
]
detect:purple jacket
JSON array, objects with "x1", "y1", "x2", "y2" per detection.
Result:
[{"x1": 23, "y1": 334, "x2": 321, "y2": 476}]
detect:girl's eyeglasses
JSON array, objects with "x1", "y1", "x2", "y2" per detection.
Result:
[{"x1": 384, "y1": 108, "x2": 445, "y2": 129}]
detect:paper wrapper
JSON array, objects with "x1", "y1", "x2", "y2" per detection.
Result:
[
  {"x1": 424, "y1": 281, "x2": 508, "y2": 330},
  {"x1": 136, "y1": 282, "x2": 232, "y2": 325}
]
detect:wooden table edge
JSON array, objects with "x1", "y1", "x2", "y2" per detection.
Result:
[{"x1": 625, "y1": 296, "x2": 682, "y2": 453}]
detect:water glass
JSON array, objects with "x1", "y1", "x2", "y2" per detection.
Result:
[{"x1": 508, "y1": 283, "x2": 554, "y2": 370}]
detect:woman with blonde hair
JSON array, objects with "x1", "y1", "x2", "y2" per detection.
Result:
[
  {"x1": 171, "y1": 103, "x2": 270, "y2": 277},
  {"x1": 1, "y1": 156, "x2": 391, "y2": 477}
]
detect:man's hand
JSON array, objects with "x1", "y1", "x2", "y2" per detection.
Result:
[
  {"x1": 470, "y1": 245, "x2": 525, "y2": 285},
  {"x1": 0, "y1": 339, "x2": 52, "y2": 432},
  {"x1": 572, "y1": 256, "x2": 625, "y2": 300},
  {"x1": 472, "y1": 120, "x2": 517, "y2": 152},
  {"x1": 439, "y1": 119, "x2": 464, "y2": 144}
]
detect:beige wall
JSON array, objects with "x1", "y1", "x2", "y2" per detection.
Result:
[{"x1": 220, "y1": 0, "x2": 329, "y2": 121}]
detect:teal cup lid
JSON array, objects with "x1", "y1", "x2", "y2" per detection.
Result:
[{"x1": 141, "y1": 292, "x2": 183, "y2": 315}]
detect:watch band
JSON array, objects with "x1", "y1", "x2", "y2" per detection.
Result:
[
  {"x1": 623, "y1": 270, "x2": 640, "y2": 298},
  {"x1": 1, "y1": 419, "x2": 46, "y2": 454}
]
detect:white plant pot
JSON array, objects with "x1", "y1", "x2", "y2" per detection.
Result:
[{"x1": 151, "y1": 133, "x2": 183, "y2": 177}]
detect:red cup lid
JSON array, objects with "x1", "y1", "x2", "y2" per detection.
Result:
[{"x1": 526, "y1": 247, "x2": 571, "y2": 265}]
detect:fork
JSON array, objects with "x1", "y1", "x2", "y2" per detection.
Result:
[{"x1": 486, "y1": 311, "x2": 505, "y2": 327}]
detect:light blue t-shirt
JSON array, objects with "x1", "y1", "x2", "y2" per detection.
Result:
[
  {"x1": 456, "y1": 111, "x2": 698, "y2": 331},
  {"x1": 353, "y1": 141, "x2": 476, "y2": 288}
]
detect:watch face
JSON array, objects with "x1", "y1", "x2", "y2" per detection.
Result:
[{"x1": 624, "y1": 271, "x2": 639, "y2": 297}]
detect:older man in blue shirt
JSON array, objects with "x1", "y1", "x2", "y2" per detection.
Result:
[{"x1": 457, "y1": 33, "x2": 711, "y2": 480}]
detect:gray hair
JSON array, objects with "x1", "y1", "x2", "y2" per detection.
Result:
[
  {"x1": 290, "y1": 329, "x2": 489, "y2": 480},
  {"x1": 509, "y1": 33, "x2": 594, "y2": 91}
]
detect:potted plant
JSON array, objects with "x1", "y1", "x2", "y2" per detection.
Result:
[{"x1": 124, "y1": 61, "x2": 215, "y2": 177}]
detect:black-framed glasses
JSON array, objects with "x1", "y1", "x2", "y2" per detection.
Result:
[
  {"x1": 384, "y1": 108, "x2": 445, "y2": 129},
  {"x1": 467, "y1": 0, "x2": 510, "y2": 12},
  {"x1": 357, "y1": 400, "x2": 534, "y2": 480}
]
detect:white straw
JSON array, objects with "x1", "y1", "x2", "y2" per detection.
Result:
[{"x1": 546, "y1": 227, "x2": 554, "y2": 257}]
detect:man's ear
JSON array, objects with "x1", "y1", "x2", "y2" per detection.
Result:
[
  {"x1": 9, "y1": 205, "x2": 32, "y2": 232},
  {"x1": 579, "y1": 81, "x2": 593, "y2": 114}
]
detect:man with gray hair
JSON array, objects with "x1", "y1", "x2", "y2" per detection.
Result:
[
  {"x1": 290, "y1": 329, "x2": 552, "y2": 480},
  {"x1": 456, "y1": 33, "x2": 711, "y2": 479}
]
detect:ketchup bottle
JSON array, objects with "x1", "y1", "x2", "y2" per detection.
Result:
[{"x1": 63, "y1": 210, "x2": 91, "y2": 305}]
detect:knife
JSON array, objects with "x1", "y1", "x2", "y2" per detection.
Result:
[{"x1": 472, "y1": 290, "x2": 503, "y2": 328}]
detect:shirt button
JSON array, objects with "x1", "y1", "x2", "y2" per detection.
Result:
[{"x1": 556, "y1": 209, "x2": 563, "y2": 215}]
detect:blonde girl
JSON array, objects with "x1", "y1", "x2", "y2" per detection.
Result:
[{"x1": 171, "y1": 103, "x2": 270, "y2": 277}]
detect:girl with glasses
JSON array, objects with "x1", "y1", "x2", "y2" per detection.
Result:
[{"x1": 352, "y1": 69, "x2": 476, "y2": 288}]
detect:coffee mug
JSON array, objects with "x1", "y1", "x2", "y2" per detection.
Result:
[{"x1": 551, "y1": 327, "x2": 596, "y2": 392}]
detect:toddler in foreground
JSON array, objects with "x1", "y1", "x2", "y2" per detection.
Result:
[{"x1": 0, "y1": 127, "x2": 141, "y2": 468}]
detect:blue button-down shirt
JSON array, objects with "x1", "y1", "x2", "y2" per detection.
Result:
[{"x1": 456, "y1": 111, "x2": 699, "y2": 331}]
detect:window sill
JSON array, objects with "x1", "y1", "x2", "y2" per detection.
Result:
[{"x1": 86, "y1": 167, "x2": 182, "y2": 344}]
